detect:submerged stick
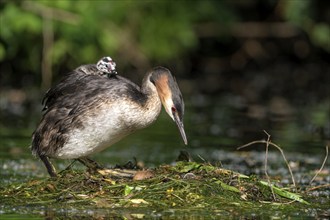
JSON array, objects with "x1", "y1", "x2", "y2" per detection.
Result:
[{"x1": 309, "y1": 145, "x2": 329, "y2": 185}]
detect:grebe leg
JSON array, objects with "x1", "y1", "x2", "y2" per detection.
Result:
[
  {"x1": 39, "y1": 155, "x2": 57, "y2": 177},
  {"x1": 77, "y1": 157, "x2": 104, "y2": 170},
  {"x1": 59, "y1": 160, "x2": 77, "y2": 174}
]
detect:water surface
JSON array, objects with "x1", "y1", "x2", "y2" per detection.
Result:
[{"x1": 0, "y1": 94, "x2": 329, "y2": 218}]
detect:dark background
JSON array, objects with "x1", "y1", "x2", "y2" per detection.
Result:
[{"x1": 0, "y1": 0, "x2": 329, "y2": 154}]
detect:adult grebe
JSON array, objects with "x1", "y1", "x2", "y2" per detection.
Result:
[{"x1": 31, "y1": 61, "x2": 187, "y2": 177}]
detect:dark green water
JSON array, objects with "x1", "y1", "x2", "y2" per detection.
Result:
[{"x1": 1, "y1": 95, "x2": 329, "y2": 218}]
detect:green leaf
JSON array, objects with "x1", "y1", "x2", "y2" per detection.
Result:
[
  {"x1": 259, "y1": 181, "x2": 309, "y2": 204},
  {"x1": 123, "y1": 185, "x2": 133, "y2": 196},
  {"x1": 174, "y1": 162, "x2": 202, "y2": 173},
  {"x1": 214, "y1": 179, "x2": 240, "y2": 193}
]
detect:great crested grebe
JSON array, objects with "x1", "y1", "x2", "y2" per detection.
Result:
[{"x1": 31, "y1": 58, "x2": 187, "y2": 177}]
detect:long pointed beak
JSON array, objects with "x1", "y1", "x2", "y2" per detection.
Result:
[{"x1": 173, "y1": 113, "x2": 188, "y2": 145}]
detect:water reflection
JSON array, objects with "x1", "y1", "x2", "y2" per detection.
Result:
[{"x1": 188, "y1": 94, "x2": 329, "y2": 154}]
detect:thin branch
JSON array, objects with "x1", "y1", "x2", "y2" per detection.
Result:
[
  {"x1": 263, "y1": 130, "x2": 276, "y2": 201},
  {"x1": 22, "y1": 1, "x2": 80, "y2": 24},
  {"x1": 309, "y1": 146, "x2": 329, "y2": 185},
  {"x1": 237, "y1": 138, "x2": 297, "y2": 191},
  {"x1": 306, "y1": 184, "x2": 330, "y2": 192},
  {"x1": 41, "y1": 15, "x2": 53, "y2": 90},
  {"x1": 195, "y1": 22, "x2": 300, "y2": 38},
  {"x1": 171, "y1": 193, "x2": 185, "y2": 202}
]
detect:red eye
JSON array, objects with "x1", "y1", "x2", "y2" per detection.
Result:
[{"x1": 171, "y1": 107, "x2": 176, "y2": 112}]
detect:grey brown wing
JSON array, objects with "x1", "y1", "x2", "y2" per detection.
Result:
[
  {"x1": 33, "y1": 74, "x2": 114, "y2": 156},
  {"x1": 42, "y1": 65, "x2": 107, "y2": 111}
]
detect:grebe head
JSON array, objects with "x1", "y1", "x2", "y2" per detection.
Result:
[
  {"x1": 150, "y1": 67, "x2": 188, "y2": 145},
  {"x1": 97, "y1": 56, "x2": 117, "y2": 76}
]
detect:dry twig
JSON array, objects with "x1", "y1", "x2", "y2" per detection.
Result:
[
  {"x1": 306, "y1": 184, "x2": 330, "y2": 192},
  {"x1": 263, "y1": 131, "x2": 276, "y2": 200},
  {"x1": 309, "y1": 145, "x2": 329, "y2": 185},
  {"x1": 237, "y1": 133, "x2": 297, "y2": 192}
]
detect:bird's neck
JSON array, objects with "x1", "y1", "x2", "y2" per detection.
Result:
[{"x1": 137, "y1": 74, "x2": 162, "y2": 127}]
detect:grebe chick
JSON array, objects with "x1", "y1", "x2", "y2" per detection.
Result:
[
  {"x1": 75, "y1": 56, "x2": 117, "y2": 77},
  {"x1": 31, "y1": 66, "x2": 187, "y2": 177},
  {"x1": 96, "y1": 56, "x2": 117, "y2": 76}
]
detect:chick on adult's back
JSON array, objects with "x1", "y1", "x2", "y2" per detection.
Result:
[{"x1": 31, "y1": 65, "x2": 187, "y2": 177}]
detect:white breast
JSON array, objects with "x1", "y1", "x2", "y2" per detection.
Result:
[{"x1": 54, "y1": 98, "x2": 161, "y2": 159}]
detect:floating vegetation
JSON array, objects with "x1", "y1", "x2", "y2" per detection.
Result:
[{"x1": 0, "y1": 161, "x2": 310, "y2": 211}]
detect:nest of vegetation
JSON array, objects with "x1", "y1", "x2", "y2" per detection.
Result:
[{"x1": 0, "y1": 161, "x2": 309, "y2": 211}]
